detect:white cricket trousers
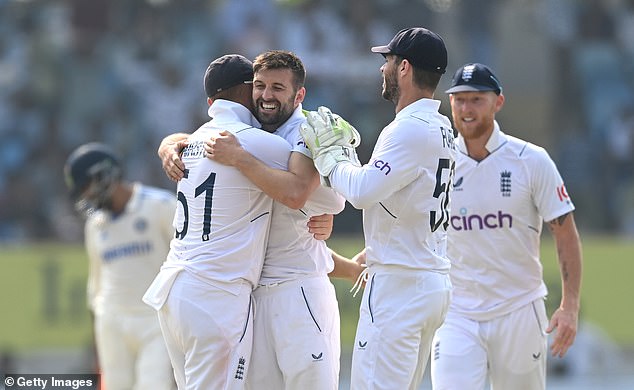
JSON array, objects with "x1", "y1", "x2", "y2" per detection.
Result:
[
  {"x1": 350, "y1": 266, "x2": 451, "y2": 390},
  {"x1": 157, "y1": 271, "x2": 254, "y2": 390},
  {"x1": 247, "y1": 275, "x2": 340, "y2": 390},
  {"x1": 94, "y1": 309, "x2": 175, "y2": 390},
  {"x1": 431, "y1": 298, "x2": 548, "y2": 390}
]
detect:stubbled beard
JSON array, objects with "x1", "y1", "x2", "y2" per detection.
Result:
[
  {"x1": 381, "y1": 72, "x2": 399, "y2": 104},
  {"x1": 255, "y1": 99, "x2": 294, "y2": 131}
]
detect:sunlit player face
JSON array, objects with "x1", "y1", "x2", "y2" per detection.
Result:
[
  {"x1": 380, "y1": 55, "x2": 401, "y2": 104},
  {"x1": 449, "y1": 91, "x2": 504, "y2": 141},
  {"x1": 252, "y1": 68, "x2": 305, "y2": 132}
]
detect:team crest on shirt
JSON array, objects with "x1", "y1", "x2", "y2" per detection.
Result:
[
  {"x1": 234, "y1": 357, "x2": 246, "y2": 380},
  {"x1": 134, "y1": 218, "x2": 147, "y2": 232},
  {"x1": 500, "y1": 170, "x2": 511, "y2": 197}
]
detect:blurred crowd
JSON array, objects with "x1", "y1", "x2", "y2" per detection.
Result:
[{"x1": 0, "y1": 0, "x2": 632, "y2": 242}]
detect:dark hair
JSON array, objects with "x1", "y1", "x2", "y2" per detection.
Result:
[
  {"x1": 253, "y1": 50, "x2": 306, "y2": 90},
  {"x1": 394, "y1": 55, "x2": 442, "y2": 92}
]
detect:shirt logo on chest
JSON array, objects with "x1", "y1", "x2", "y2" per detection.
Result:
[
  {"x1": 500, "y1": 170, "x2": 511, "y2": 197},
  {"x1": 134, "y1": 218, "x2": 148, "y2": 232}
]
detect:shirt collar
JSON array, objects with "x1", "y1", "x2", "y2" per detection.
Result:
[
  {"x1": 207, "y1": 99, "x2": 257, "y2": 126},
  {"x1": 275, "y1": 104, "x2": 305, "y2": 135},
  {"x1": 395, "y1": 98, "x2": 441, "y2": 121}
]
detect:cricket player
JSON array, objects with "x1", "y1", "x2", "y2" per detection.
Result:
[
  {"x1": 430, "y1": 63, "x2": 583, "y2": 389},
  {"x1": 63, "y1": 142, "x2": 176, "y2": 390},
  {"x1": 300, "y1": 27, "x2": 456, "y2": 390},
  {"x1": 159, "y1": 50, "x2": 358, "y2": 389},
  {"x1": 142, "y1": 54, "x2": 292, "y2": 390}
]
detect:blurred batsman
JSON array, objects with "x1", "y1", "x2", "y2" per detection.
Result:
[{"x1": 64, "y1": 143, "x2": 176, "y2": 390}]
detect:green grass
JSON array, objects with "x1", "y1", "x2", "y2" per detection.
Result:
[{"x1": 1, "y1": 235, "x2": 633, "y2": 354}]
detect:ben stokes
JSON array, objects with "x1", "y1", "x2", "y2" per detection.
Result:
[{"x1": 431, "y1": 63, "x2": 583, "y2": 390}]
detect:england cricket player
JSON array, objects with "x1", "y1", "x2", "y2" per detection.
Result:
[
  {"x1": 158, "y1": 50, "x2": 363, "y2": 389},
  {"x1": 63, "y1": 143, "x2": 176, "y2": 390},
  {"x1": 300, "y1": 27, "x2": 456, "y2": 390},
  {"x1": 142, "y1": 54, "x2": 293, "y2": 390},
  {"x1": 430, "y1": 63, "x2": 583, "y2": 390}
]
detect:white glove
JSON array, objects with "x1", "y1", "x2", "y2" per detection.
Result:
[
  {"x1": 313, "y1": 144, "x2": 361, "y2": 187},
  {"x1": 300, "y1": 106, "x2": 361, "y2": 154}
]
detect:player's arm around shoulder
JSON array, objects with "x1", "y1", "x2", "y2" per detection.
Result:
[
  {"x1": 213, "y1": 129, "x2": 318, "y2": 209},
  {"x1": 545, "y1": 211, "x2": 583, "y2": 358},
  {"x1": 158, "y1": 132, "x2": 190, "y2": 182},
  {"x1": 282, "y1": 151, "x2": 321, "y2": 208}
]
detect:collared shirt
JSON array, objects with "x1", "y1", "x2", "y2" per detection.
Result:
[
  {"x1": 86, "y1": 183, "x2": 175, "y2": 315},
  {"x1": 330, "y1": 98, "x2": 457, "y2": 272},
  {"x1": 165, "y1": 100, "x2": 292, "y2": 293},
  {"x1": 448, "y1": 120, "x2": 575, "y2": 320},
  {"x1": 260, "y1": 105, "x2": 346, "y2": 284}
]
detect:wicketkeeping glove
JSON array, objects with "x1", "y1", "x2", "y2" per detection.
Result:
[
  {"x1": 312, "y1": 144, "x2": 361, "y2": 187},
  {"x1": 300, "y1": 106, "x2": 361, "y2": 155}
]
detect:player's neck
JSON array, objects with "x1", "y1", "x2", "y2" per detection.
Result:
[
  {"x1": 464, "y1": 135, "x2": 491, "y2": 161},
  {"x1": 395, "y1": 86, "x2": 433, "y2": 113}
]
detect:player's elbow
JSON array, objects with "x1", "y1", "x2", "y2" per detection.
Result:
[
  {"x1": 346, "y1": 193, "x2": 376, "y2": 210},
  {"x1": 332, "y1": 197, "x2": 346, "y2": 214},
  {"x1": 279, "y1": 190, "x2": 310, "y2": 210}
]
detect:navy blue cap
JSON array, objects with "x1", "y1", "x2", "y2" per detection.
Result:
[
  {"x1": 204, "y1": 54, "x2": 254, "y2": 98},
  {"x1": 445, "y1": 63, "x2": 502, "y2": 94},
  {"x1": 371, "y1": 27, "x2": 447, "y2": 74}
]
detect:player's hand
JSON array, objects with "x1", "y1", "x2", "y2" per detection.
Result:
[
  {"x1": 352, "y1": 248, "x2": 367, "y2": 268},
  {"x1": 546, "y1": 307, "x2": 578, "y2": 358},
  {"x1": 349, "y1": 248, "x2": 368, "y2": 295},
  {"x1": 158, "y1": 138, "x2": 188, "y2": 182},
  {"x1": 300, "y1": 106, "x2": 361, "y2": 153},
  {"x1": 204, "y1": 130, "x2": 243, "y2": 166},
  {"x1": 307, "y1": 213, "x2": 333, "y2": 240}
]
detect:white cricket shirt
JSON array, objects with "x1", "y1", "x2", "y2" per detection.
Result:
[
  {"x1": 85, "y1": 183, "x2": 175, "y2": 315},
  {"x1": 330, "y1": 99, "x2": 456, "y2": 272},
  {"x1": 448, "y1": 121, "x2": 575, "y2": 321},
  {"x1": 260, "y1": 105, "x2": 346, "y2": 284},
  {"x1": 167, "y1": 100, "x2": 292, "y2": 293}
]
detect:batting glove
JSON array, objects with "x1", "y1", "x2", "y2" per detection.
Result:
[
  {"x1": 313, "y1": 144, "x2": 361, "y2": 187},
  {"x1": 300, "y1": 106, "x2": 361, "y2": 154}
]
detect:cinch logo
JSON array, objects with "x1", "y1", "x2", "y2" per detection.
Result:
[
  {"x1": 450, "y1": 208, "x2": 513, "y2": 231},
  {"x1": 371, "y1": 159, "x2": 391, "y2": 175}
]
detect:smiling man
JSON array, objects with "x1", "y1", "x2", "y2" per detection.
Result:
[
  {"x1": 156, "y1": 50, "x2": 364, "y2": 389},
  {"x1": 430, "y1": 63, "x2": 583, "y2": 390}
]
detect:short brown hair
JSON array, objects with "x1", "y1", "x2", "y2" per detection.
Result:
[
  {"x1": 394, "y1": 55, "x2": 442, "y2": 93},
  {"x1": 253, "y1": 50, "x2": 306, "y2": 91}
]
